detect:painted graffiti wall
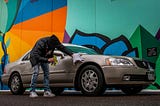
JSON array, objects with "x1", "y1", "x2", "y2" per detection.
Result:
[
  {"x1": 0, "y1": 0, "x2": 67, "y2": 89},
  {"x1": 66, "y1": 0, "x2": 160, "y2": 89},
  {"x1": 0, "y1": 0, "x2": 160, "y2": 89}
]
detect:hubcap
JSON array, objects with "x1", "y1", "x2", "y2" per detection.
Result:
[
  {"x1": 11, "y1": 76, "x2": 20, "y2": 92},
  {"x1": 81, "y1": 70, "x2": 98, "y2": 92}
]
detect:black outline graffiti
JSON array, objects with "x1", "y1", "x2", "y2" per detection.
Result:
[
  {"x1": 70, "y1": 29, "x2": 139, "y2": 57},
  {"x1": 70, "y1": 29, "x2": 111, "y2": 44},
  {"x1": 101, "y1": 35, "x2": 139, "y2": 57}
]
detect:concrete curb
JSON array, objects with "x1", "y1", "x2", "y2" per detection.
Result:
[{"x1": 1, "y1": 89, "x2": 160, "y2": 93}]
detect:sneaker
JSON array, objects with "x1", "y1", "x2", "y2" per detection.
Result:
[
  {"x1": 29, "y1": 91, "x2": 38, "y2": 98},
  {"x1": 43, "y1": 91, "x2": 55, "y2": 97}
]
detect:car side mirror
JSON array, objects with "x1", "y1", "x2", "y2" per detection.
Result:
[{"x1": 53, "y1": 51, "x2": 64, "y2": 59}]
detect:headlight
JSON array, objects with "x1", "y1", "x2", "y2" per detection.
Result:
[{"x1": 106, "y1": 58, "x2": 133, "y2": 66}]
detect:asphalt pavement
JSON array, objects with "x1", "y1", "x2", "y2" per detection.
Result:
[{"x1": 0, "y1": 90, "x2": 160, "y2": 106}]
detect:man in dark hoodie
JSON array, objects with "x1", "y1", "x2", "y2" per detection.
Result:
[{"x1": 29, "y1": 34, "x2": 82, "y2": 98}]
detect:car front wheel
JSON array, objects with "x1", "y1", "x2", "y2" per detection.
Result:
[
  {"x1": 9, "y1": 73, "x2": 25, "y2": 95},
  {"x1": 78, "y1": 65, "x2": 106, "y2": 96}
]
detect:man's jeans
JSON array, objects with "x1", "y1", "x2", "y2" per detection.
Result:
[{"x1": 30, "y1": 63, "x2": 50, "y2": 92}]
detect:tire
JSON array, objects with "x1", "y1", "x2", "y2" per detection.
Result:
[
  {"x1": 121, "y1": 86, "x2": 143, "y2": 95},
  {"x1": 9, "y1": 73, "x2": 25, "y2": 95},
  {"x1": 50, "y1": 87, "x2": 64, "y2": 95},
  {"x1": 78, "y1": 65, "x2": 106, "y2": 96}
]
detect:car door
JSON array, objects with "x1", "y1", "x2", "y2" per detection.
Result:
[
  {"x1": 49, "y1": 51, "x2": 76, "y2": 84},
  {"x1": 18, "y1": 52, "x2": 33, "y2": 84},
  {"x1": 19, "y1": 52, "x2": 44, "y2": 84}
]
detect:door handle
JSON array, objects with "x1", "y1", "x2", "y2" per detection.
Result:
[{"x1": 20, "y1": 62, "x2": 25, "y2": 65}]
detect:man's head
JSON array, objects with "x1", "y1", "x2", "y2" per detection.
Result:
[{"x1": 48, "y1": 34, "x2": 61, "y2": 49}]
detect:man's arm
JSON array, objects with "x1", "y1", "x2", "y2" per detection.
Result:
[
  {"x1": 56, "y1": 44, "x2": 84, "y2": 64},
  {"x1": 56, "y1": 44, "x2": 73, "y2": 56}
]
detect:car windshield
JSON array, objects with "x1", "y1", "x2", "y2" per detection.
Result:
[{"x1": 65, "y1": 45, "x2": 98, "y2": 55}]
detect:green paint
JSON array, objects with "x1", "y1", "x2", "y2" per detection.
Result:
[
  {"x1": 130, "y1": 25, "x2": 160, "y2": 63},
  {"x1": 129, "y1": 25, "x2": 142, "y2": 58},
  {"x1": 130, "y1": 25, "x2": 160, "y2": 89},
  {"x1": 155, "y1": 55, "x2": 160, "y2": 85},
  {"x1": 140, "y1": 27, "x2": 160, "y2": 63}
]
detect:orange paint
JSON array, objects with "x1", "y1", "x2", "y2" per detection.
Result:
[
  {"x1": 12, "y1": 6, "x2": 67, "y2": 40},
  {"x1": 10, "y1": 6, "x2": 67, "y2": 50},
  {"x1": 6, "y1": 6, "x2": 67, "y2": 62}
]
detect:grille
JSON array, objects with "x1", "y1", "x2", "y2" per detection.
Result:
[
  {"x1": 134, "y1": 60, "x2": 149, "y2": 69},
  {"x1": 130, "y1": 75, "x2": 148, "y2": 81}
]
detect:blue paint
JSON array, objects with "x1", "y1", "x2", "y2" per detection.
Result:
[
  {"x1": 103, "y1": 41, "x2": 128, "y2": 55},
  {"x1": 0, "y1": 64, "x2": 9, "y2": 90},
  {"x1": 125, "y1": 51, "x2": 136, "y2": 57},
  {"x1": 14, "y1": 0, "x2": 67, "y2": 24},
  {"x1": 72, "y1": 34, "x2": 106, "y2": 49},
  {"x1": 0, "y1": 55, "x2": 9, "y2": 90}
]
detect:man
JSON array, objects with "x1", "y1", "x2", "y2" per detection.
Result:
[{"x1": 29, "y1": 34, "x2": 82, "y2": 98}]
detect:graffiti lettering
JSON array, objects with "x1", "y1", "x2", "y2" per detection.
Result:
[{"x1": 147, "y1": 47, "x2": 157, "y2": 57}]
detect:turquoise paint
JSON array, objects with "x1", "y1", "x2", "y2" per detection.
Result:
[
  {"x1": 66, "y1": 0, "x2": 96, "y2": 36},
  {"x1": 5, "y1": 0, "x2": 21, "y2": 32},
  {"x1": 67, "y1": 0, "x2": 160, "y2": 39},
  {"x1": 0, "y1": 35, "x2": 2, "y2": 41},
  {"x1": 0, "y1": 0, "x2": 21, "y2": 33},
  {"x1": 0, "y1": 0, "x2": 8, "y2": 33}
]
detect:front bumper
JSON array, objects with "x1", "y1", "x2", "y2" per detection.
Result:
[{"x1": 101, "y1": 66, "x2": 155, "y2": 85}]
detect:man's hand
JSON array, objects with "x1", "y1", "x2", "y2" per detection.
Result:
[
  {"x1": 48, "y1": 58, "x2": 54, "y2": 63},
  {"x1": 48, "y1": 55, "x2": 58, "y2": 66}
]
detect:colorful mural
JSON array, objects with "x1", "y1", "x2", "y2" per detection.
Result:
[
  {"x1": 66, "y1": 0, "x2": 160, "y2": 89},
  {"x1": 0, "y1": 0, "x2": 22, "y2": 89},
  {"x1": 0, "y1": 0, "x2": 67, "y2": 89},
  {"x1": 69, "y1": 29, "x2": 138, "y2": 57},
  {"x1": 0, "y1": 0, "x2": 160, "y2": 90}
]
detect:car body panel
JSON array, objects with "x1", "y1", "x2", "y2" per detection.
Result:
[{"x1": 2, "y1": 43, "x2": 155, "y2": 90}]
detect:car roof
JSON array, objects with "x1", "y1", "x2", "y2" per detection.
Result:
[{"x1": 20, "y1": 43, "x2": 92, "y2": 60}]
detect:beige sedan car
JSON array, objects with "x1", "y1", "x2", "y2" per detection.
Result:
[{"x1": 2, "y1": 43, "x2": 155, "y2": 96}]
